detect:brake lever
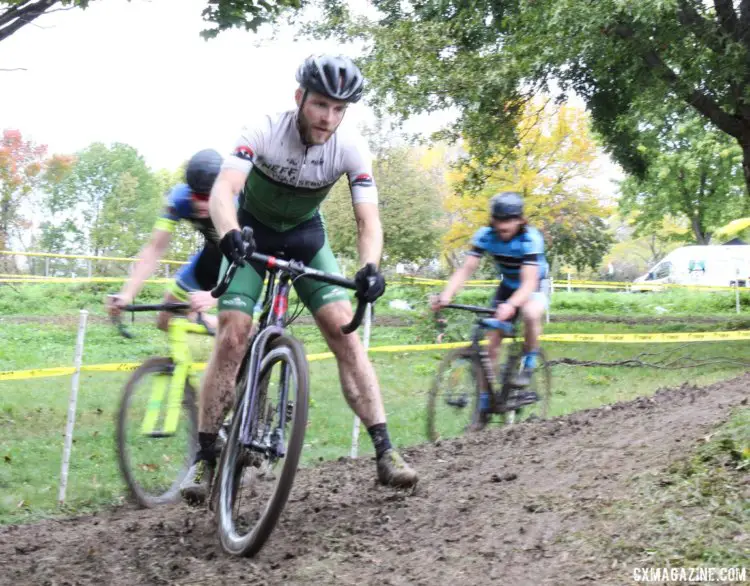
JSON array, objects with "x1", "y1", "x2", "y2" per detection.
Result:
[
  {"x1": 110, "y1": 314, "x2": 134, "y2": 339},
  {"x1": 195, "y1": 312, "x2": 216, "y2": 337},
  {"x1": 435, "y1": 311, "x2": 447, "y2": 343}
]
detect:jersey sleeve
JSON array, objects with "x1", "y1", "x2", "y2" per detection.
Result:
[
  {"x1": 153, "y1": 185, "x2": 190, "y2": 233},
  {"x1": 222, "y1": 116, "x2": 271, "y2": 175},
  {"x1": 468, "y1": 227, "x2": 490, "y2": 258},
  {"x1": 343, "y1": 136, "x2": 379, "y2": 206},
  {"x1": 521, "y1": 228, "x2": 545, "y2": 265}
]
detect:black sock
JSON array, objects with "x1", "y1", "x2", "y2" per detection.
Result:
[
  {"x1": 197, "y1": 432, "x2": 218, "y2": 464},
  {"x1": 367, "y1": 423, "x2": 392, "y2": 460}
]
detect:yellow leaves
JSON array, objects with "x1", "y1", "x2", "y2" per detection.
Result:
[{"x1": 442, "y1": 97, "x2": 607, "y2": 262}]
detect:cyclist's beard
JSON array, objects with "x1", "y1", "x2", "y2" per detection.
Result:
[{"x1": 297, "y1": 109, "x2": 342, "y2": 146}]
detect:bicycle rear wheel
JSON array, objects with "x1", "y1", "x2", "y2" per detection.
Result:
[
  {"x1": 426, "y1": 348, "x2": 486, "y2": 442},
  {"x1": 521, "y1": 348, "x2": 552, "y2": 420},
  {"x1": 498, "y1": 347, "x2": 552, "y2": 422},
  {"x1": 116, "y1": 357, "x2": 197, "y2": 508},
  {"x1": 216, "y1": 335, "x2": 309, "y2": 557}
]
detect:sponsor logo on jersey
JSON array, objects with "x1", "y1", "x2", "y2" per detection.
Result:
[
  {"x1": 351, "y1": 173, "x2": 374, "y2": 188},
  {"x1": 221, "y1": 296, "x2": 248, "y2": 308},
  {"x1": 234, "y1": 145, "x2": 255, "y2": 162}
]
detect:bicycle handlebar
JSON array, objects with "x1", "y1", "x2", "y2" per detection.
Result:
[
  {"x1": 108, "y1": 300, "x2": 214, "y2": 339},
  {"x1": 441, "y1": 303, "x2": 496, "y2": 315},
  {"x1": 211, "y1": 227, "x2": 369, "y2": 334}
]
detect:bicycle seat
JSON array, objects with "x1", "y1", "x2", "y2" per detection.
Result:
[{"x1": 478, "y1": 318, "x2": 514, "y2": 335}]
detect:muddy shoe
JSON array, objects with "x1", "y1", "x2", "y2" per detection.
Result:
[
  {"x1": 377, "y1": 449, "x2": 418, "y2": 488},
  {"x1": 180, "y1": 459, "x2": 215, "y2": 505},
  {"x1": 510, "y1": 367, "x2": 534, "y2": 388}
]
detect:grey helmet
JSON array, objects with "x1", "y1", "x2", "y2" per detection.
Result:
[
  {"x1": 296, "y1": 55, "x2": 364, "y2": 103},
  {"x1": 490, "y1": 191, "x2": 524, "y2": 219},
  {"x1": 185, "y1": 148, "x2": 222, "y2": 194}
]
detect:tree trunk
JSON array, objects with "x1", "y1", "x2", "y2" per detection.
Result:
[
  {"x1": 742, "y1": 138, "x2": 750, "y2": 203},
  {"x1": 691, "y1": 214, "x2": 711, "y2": 244}
]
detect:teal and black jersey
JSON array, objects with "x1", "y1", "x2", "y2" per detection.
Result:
[{"x1": 468, "y1": 225, "x2": 548, "y2": 289}]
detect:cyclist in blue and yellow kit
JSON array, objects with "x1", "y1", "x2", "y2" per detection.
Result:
[{"x1": 107, "y1": 149, "x2": 224, "y2": 330}]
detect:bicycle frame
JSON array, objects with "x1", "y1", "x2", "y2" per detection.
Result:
[
  {"x1": 141, "y1": 318, "x2": 212, "y2": 437},
  {"x1": 439, "y1": 303, "x2": 522, "y2": 409},
  {"x1": 235, "y1": 269, "x2": 292, "y2": 452},
  {"x1": 210, "y1": 239, "x2": 367, "y2": 458},
  {"x1": 111, "y1": 302, "x2": 213, "y2": 437}
]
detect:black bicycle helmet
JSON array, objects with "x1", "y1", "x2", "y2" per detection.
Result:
[
  {"x1": 490, "y1": 191, "x2": 524, "y2": 219},
  {"x1": 185, "y1": 148, "x2": 222, "y2": 194},
  {"x1": 295, "y1": 55, "x2": 364, "y2": 103}
]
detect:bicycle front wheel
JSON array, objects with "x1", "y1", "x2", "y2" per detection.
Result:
[
  {"x1": 116, "y1": 357, "x2": 197, "y2": 508},
  {"x1": 426, "y1": 348, "x2": 486, "y2": 442},
  {"x1": 216, "y1": 335, "x2": 309, "y2": 557}
]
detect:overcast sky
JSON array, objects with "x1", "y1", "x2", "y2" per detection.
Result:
[{"x1": 0, "y1": 0, "x2": 622, "y2": 195}]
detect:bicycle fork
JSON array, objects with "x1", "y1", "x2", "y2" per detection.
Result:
[
  {"x1": 141, "y1": 363, "x2": 189, "y2": 437},
  {"x1": 239, "y1": 275, "x2": 293, "y2": 459}
]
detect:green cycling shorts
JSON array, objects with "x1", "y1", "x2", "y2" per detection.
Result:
[{"x1": 217, "y1": 211, "x2": 350, "y2": 316}]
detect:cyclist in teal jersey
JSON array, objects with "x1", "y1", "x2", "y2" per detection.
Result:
[{"x1": 432, "y1": 192, "x2": 550, "y2": 396}]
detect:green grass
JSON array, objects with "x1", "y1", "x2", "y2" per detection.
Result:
[
  {"x1": 2, "y1": 282, "x2": 749, "y2": 525},
  {"x1": 4, "y1": 280, "x2": 750, "y2": 319},
  {"x1": 581, "y1": 408, "x2": 749, "y2": 570},
  {"x1": 1, "y1": 312, "x2": 749, "y2": 524}
]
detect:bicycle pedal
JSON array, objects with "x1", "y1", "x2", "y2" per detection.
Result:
[{"x1": 446, "y1": 393, "x2": 470, "y2": 408}]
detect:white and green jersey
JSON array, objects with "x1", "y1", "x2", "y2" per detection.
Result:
[{"x1": 222, "y1": 110, "x2": 378, "y2": 232}]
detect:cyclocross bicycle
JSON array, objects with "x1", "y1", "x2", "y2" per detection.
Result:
[
  {"x1": 426, "y1": 303, "x2": 552, "y2": 442},
  {"x1": 207, "y1": 227, "x2": 368, "y2": 557},
  {"x1": 112, "y1": 302, "x2": 214, "y2": 508}
]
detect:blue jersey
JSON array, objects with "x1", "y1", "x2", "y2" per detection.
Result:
[
  {"x1": 468, "y1": 225, "x2": 548, "y2": 289},
  {"x1": 154, "y1": 183, "x2": 221, "y2": 245}
]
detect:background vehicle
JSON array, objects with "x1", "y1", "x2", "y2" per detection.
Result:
[{"x1": 633, "y1": 244, "x2": 750, "y2": 290}]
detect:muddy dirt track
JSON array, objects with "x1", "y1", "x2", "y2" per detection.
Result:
[{"x1": 1, "y1": 377, "x2": 748, "y2": 586}]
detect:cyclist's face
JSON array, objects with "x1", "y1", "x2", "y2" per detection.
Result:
[
  {"x1": 296, "y1": 89, "x2": 348, "y2": 145},
  {"x1": 191, "y1": 193, "x2": 210, "y2": 218},
  {"x1": 491, "y1": 216, "x2": 524, "y2": 241}
]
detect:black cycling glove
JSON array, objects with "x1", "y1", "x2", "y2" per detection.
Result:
[
  {"x1": 354, "y1": 263, "x2": 386, "y2": 303},
  {"x1": 220, "y1": 228, "x2": 255, "y2": 265}
]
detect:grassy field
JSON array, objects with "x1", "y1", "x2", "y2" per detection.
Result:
[
  {"x1": 2, "y1": 281, "x2": 750, "y2": 525},
  {"x1": 2, "y1": 304, "x2": 750, "y2": 525},
  {"x1": 4, "y1": 280, "x2": 750, "y2": 319}
]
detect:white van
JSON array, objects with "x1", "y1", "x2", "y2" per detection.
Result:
[{"x1": 633, "y1": 245, "x2": 750, "y2": 289}]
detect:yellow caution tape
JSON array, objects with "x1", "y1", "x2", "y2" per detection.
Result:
[
  {"x1": 0, "y1": 249, "x2": 187, "y2": 265},
  {"x1": 2, "y1": 329, "x2": 748, "y2": 381},
  {"x1": 0, "y1": 277, "x2": 172, "y2": 284},
  {"x1": 539, "y1": 330, "x2": 750, "y2": 343},
  {"x1": 0, "y1": 366, "x2": 77, "y2": 380}
]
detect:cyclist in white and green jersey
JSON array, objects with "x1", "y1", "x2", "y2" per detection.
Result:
[{"x1": 180, "y1": 55, "x2": 418, "y2": 502}]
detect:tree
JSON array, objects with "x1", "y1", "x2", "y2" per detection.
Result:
[
  {"x1": 321, "y1": 143, "x2": 445, "y2": 269},
  {"x1": 0, "y1": 129, "x2": 49, "y2": 270},
  {"x1": 43, "y1": 142, "x2": 161, "y2": 261},
  {"x1": 619, "y1": 109, "x2": 747, "y2": 244},
  {"x1": 0, "y1": 0, "x2": 304, "y2": 44},
  {"x1": 441, "y1": 101, "x2": 613, "y2": 274},
  {"x1": 308, "y1": 0, "x2": 750, "y2": 195},
  {"x1": 602, "y1": 214, "x2": 686, "y2": 280}
]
